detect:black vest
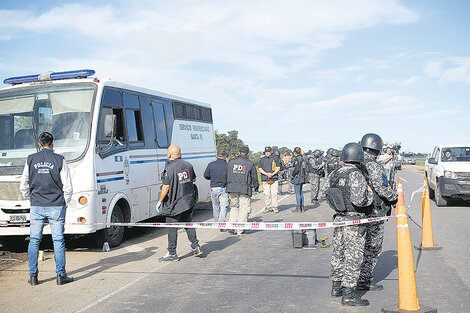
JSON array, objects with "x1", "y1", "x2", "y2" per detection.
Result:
[
  {"x1": 329, "y1": 167, "x2": 368, "y2": 214},
  {"x1": 226, "y1": 155, "x2": 256, "y2": 196},
  {"x1": 27, "y1": 148, "x2": 65, "y2": 206}
]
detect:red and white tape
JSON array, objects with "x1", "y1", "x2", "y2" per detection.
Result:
[{"x1": 0, "y1": 216, "x2": 395, "y2": 230}]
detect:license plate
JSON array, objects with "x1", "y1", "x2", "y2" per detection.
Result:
[{"x1": 9, "y1": 215, "x2": 27, "y2": 223}]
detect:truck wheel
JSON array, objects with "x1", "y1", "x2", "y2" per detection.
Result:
[
  {"x1": 435, "y1": 184, "x2": 447, "y2": 207},
  {"x1": 94, "y1": 204, "x2": 125, "y2": 247}
]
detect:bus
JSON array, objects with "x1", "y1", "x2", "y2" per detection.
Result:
[{"x1": 0, "y1": 69, "x2": 216, "y2": 247}]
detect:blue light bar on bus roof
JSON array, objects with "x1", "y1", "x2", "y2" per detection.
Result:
[{"x1": 3, "y1": 69, "x2": 95, "y2": 85}]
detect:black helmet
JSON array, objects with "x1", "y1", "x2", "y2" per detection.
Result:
[
  {"x1": 341, "y1": 143, "x2": 364, "y2": 163},
  {"x1": 331, "y1": 149, "x2": 341, "y2": 157},
  {"x1": 326, "y1": 148, "x2": 334, "y2": 155},
  {"x1": 313, "y1": 149, "x2": 322, "y2": 158},
  {"x1": 361, "y1": 133, "x2": 383, "y2": 152},
  {"x1": 273, "y1": 149, "x2": 280, "y2": 157}
]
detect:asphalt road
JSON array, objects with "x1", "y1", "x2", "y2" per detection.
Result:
[{"x1": 1, "y1": 169, "x2": 470, "y2": 313}]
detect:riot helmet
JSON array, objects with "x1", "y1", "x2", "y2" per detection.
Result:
[
  {"x1": 340, "y1": 143, "x2": 365, "y2": 163},
  {"x1": 326, "y1": 148, "x2": 334, "y2": 156},
  {"x1": 361, "y1": 133, "x2": 383, "y2": 152},
  {"x1": 331, "y1": 149, "x2": 341, "y2": 157},
  {"x1": 313, "y1": 149, "x2": 322, "y2": 158}
]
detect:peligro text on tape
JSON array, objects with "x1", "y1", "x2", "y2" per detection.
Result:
[{"x1": 1, "y1": 215, "x2": 396, "y2": 230}]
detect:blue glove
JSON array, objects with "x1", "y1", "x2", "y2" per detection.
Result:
[
  {"x1": 254, "y1": 191, "x2": 260, "y2": 197},
  {"x1": 156, "y1": 201, "x2": 163, "y2": 214},
  {"x1": 219, "y1": 187, "x2": 226, "y2": 193}
]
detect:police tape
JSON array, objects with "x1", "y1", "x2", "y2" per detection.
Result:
[
  {"x1": 0, "y1": 216, "x2": 396, "y2": 230},
  {"x1": 406, "y1": 185, "x2": 426, "y2": 211}
]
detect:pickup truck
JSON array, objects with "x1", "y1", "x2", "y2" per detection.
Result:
[{"x1": 425, "y1": 144, "x2": 470, "y2": 206}]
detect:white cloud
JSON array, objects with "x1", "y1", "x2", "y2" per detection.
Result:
[
  {"x1": 425, "y1": 57, "x2": 470, "y2": 85},
  {"x1": 402, "y1": 75, "x2": 420, "y2": 86}
]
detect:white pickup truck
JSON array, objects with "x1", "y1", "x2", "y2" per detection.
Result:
[{"x1": 425, "y1": 144, "x2": 470, "y2": 206}]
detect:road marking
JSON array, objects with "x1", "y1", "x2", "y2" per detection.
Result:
[
  {"x1": 76, "y1": 262, "x2": 172, "y2": 313},
  {"x1": 77, "y1": 193, "x2": 292, "y2": 312}
]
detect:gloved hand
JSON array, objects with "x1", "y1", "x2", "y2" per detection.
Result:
[
  {"x1": 156, "y1": 201, "x2": 163, "y2": 214},
  {"x1": 254, "y1": 191, "x2": 260, "y2": 197},
  {"x1": 219, "y1": 187, "x2": 226, "y2": 193}
]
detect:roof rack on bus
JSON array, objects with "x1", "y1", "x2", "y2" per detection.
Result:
[{"x1": 3, "y1": 69, "x2": 95, "y2": 85}]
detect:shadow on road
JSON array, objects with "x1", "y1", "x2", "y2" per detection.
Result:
[{"x1": 373, "y1": 249, "x2": 398, "y2": 283}]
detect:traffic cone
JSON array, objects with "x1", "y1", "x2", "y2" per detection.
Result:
[
  {"x1": 383, "y1": 176, "x2": 436, "y2": 313},
  {"x1": 415, "y1": 181, "x2": 442, "y2": 251},
  {"x1": 421, "y1": 180, "x2": 426, "y2": 222},
  {"x1": 392, "y1": 176, "x2": 405, "y2": 215}
]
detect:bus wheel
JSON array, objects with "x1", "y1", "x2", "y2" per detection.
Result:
[{"x1": 94, "y1": 204, "x2": 125, "y2": 247}]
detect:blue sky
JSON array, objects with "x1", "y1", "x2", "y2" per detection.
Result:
[{"x1": 1, "y1": 0, "x2": 469, "y2": 153}]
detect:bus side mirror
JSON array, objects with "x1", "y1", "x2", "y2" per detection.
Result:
[{"x1": 103, "y1": 114, "x2": 116, "y2": 138}]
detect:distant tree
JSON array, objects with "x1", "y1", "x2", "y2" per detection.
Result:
[{"x1": 215, "y1": 130, "x2": 246, "y2": 158}]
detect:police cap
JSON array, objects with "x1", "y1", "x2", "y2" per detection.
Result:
[
  {"x1": 264, "y1": 146, "x2": 273, "y2": 152},
  {"x1": 361, "y1": 133, "x2": 383, "y2": 152},
  {"x1": 273, "y1": 149, "x2": 280, "y2": 157},
  {"x1": 340, "y1": 143, "x2": 364, "y2": 163}
]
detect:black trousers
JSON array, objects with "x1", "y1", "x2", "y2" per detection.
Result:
[{"x1": 166, "y1": 210, "x2": 199, "y2": 255}]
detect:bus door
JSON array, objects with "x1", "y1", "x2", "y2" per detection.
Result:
[{"x1": 149, "y1": 99, "x2": 169, "y2": 217}]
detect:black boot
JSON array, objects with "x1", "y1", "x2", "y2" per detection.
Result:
[
  {"x1": 57, "y1": 274, "x2": 74, "y2": 285},
  {"x1": 28, "y1": 274, "x2": 38, "y2": 286},
  {"x1": 341, "y1": 287, "x2": 369, "y2": 306},
  {"x1": 292, "y1": 205, "x2": 301, "y2": 213},
  {"x1": 300, "y1": 204, "x2": 304, "y2": 213},
  {"x1": 331, "y1": 281, "x2": 342, "y2": 297},
  {"x1": 357, "y1": 281, "x2": 384, "y2": 291}
]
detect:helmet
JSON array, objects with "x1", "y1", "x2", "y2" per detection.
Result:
[
  {"x1": 331, "y1": 149, "x2": 341, "y2": 157},
  {"x1": 341, "y1": 143, "x2": 364, "y2": 163},
  {"x1": 326, "y1": 148, "x2": 334, "y2": 155},
  {"x1": 273, "y1": 150, "x2": 280, "y2": 157},
  {"x1": 360, "y1": 133, "x2": 383, "y2": 152},
  {"x1": 313, "y1": 149, "x2": 322, "y2": 158}
]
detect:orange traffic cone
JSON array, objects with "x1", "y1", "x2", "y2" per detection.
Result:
[
  {"x1": 383, "y1": 177, "x2": 436, "y2": 313},
  {"x1": 415, "y1": 181, "x2": 442, "y2": 251},
  {"x1": 392, "y1": 176, "x2": 404, "y2": 215},
  {"x1": 421, "y1": 180, "x2": 427, "y2": 222}
]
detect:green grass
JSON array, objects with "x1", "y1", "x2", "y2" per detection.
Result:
[{"x1": 416, "y1": 160, "x2": 425, "y2": 166}]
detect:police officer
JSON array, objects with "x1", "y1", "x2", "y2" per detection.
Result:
[
  {"x1": 308, "y1": 149, "x2": 324, "y2": 204},
  {"x1": 157, "y1": 145, "x2": 202, "y2": 261},
  {"x1": 326, "y1": 148, "x2": 341, "y2": 176},
  {"x1": 358, "y1": 133, "x2": 397, "y2": 291},
  {"x1": 259, "y1": 146, "x2": 281, "y2": 213},
  {"x1": 222, "y1": 146, "x2": 259, "y2": 236},
  {"x1": 273, "y1": 150, "x2": 285, "y2": 195},
  {"x1": 20, "y1": 132, "x2": 74, "y2": 286},
  {"x1": 204, "y1": 149, "x2": 229, "y2": 228},
  {"x1": 320, "y1": 142, "x2": 373, "y2": 306}
]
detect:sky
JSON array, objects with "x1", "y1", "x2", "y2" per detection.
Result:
[{"x1": 1, "y1": 0, "x2": 469, "y2": 153}]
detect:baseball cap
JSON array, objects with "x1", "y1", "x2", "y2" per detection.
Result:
[
  {"x1": 239, "y1": 146, "x2": 250, "y2": 154},
  {"x1": 264, "y1": 146, "x2": 273, "y2": 152}
]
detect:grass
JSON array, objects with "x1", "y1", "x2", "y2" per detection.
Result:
[{"x1": 416, "y1": 160, "x2": 425, "y2": 166}]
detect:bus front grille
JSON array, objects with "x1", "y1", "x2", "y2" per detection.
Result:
[{"x1": 0, "y1": 182, "x2": 25, "y2": 201}]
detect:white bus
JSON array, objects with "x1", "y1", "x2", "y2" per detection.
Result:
[{"x1": 0, "y1": 69, "x2": 216, "y2": 247}]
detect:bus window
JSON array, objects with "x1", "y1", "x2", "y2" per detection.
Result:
[
  {"x1": 152, "y1": 101, "x2": 169, "y2": 148},
  {"x1": 102, "y1": 89, "x2": 122, "y2": 107},
  {"x1": 195, "y1": 106, "x2": 203, "y2": 121},
  {"x1": 186, "y1": 104, "x2": 195, "y2": 120},
  {"x1": 202, "y1": 108, "x2": 212, "y2": 122},
  {"x1": 173, "y1": 102, "x2": 185, "y2": 119},
  {"x1": 124, "y1": 93, "x2": 143, "y2": 144}
]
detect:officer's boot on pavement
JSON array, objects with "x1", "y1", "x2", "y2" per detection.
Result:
[
  {"x1": 28, "y1": 274, "x2": 38, "y2": 286},
  {"x1": 331, "y1": 281, "x2": 343, "y2": 297},
  {"x1": 292, "y1": 205, "x2": 301, "y2": 213},
  {"x1": 357, "y1": 280, "x2": 384, "y2": 291},
  {"x1": 300, "y1": 204, "x2": 304, "y2": 213},
  {"x1": 57, "y1": 274, "x2": 74, "y2": 285},
  {"x1": 341, "y1": 287, "x2": 369, "y2": 306}
]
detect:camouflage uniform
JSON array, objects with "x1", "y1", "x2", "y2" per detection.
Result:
[
  {"x1": 359, "y1": 151, "x2": 397, "y2": 285},
  {"x1": 308, "y1": 157, "x2": 322, "y2": 201},
  {"x1": 320, "y1": 164, "x2": 374, "y2": 289}
]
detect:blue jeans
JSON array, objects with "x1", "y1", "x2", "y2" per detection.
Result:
[
  {"x1": 210, "y1": 187, "x2": 229, "y2": 222},
  {"x1": 28, "y1": 206, "x2": 67, "y2": 276},
  {"x1": 294, "y1": 184, "x2": 304, "y2": 207}
]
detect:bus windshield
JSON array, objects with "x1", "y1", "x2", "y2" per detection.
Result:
[{"x1": 0, "y1": 83, "x2": 95, "y2": 171}]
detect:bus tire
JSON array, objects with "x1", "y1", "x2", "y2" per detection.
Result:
[{"x1": 94, "y1": 204, "x2": 125, "y2": 248}]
